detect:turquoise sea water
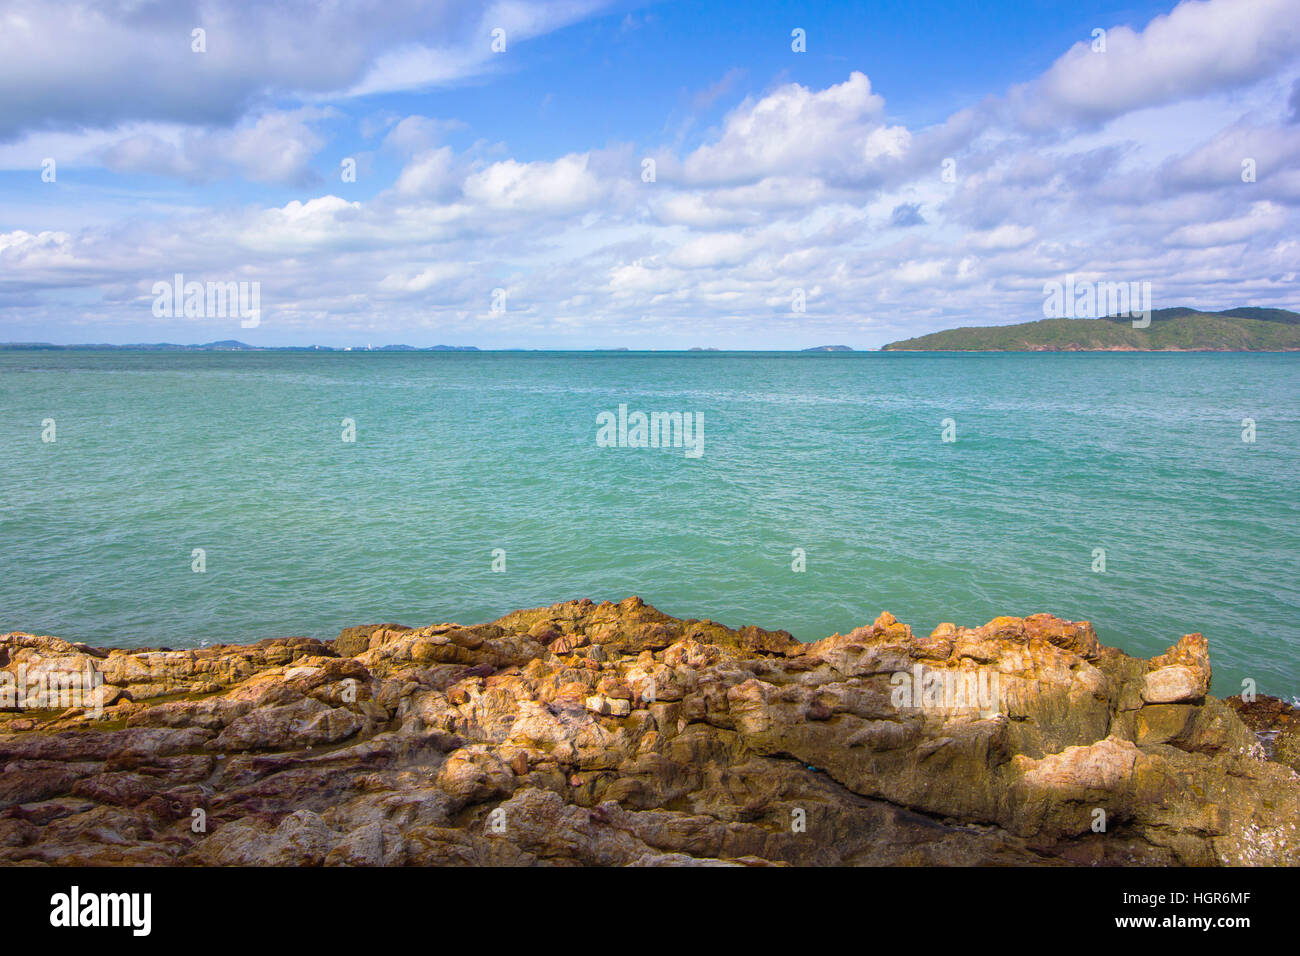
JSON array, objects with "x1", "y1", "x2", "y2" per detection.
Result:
[{"x1": 1, "y1": 349, "x2": 1297, "y2": 697}]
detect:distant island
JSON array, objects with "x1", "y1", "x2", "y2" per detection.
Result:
[
  {"x1": 882, "y1": 307, "x2": 1300, "y2": 351},
  {"x1": 0, "y1": 341, "x2": 480, "y2": 352},
  {"x1": 801, "y1": 345, "x2": 854, "y2": 352}
]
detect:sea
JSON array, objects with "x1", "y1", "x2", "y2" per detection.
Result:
[{"x1": 2, "y1": 349, "x2": 1296, "y2": 698}]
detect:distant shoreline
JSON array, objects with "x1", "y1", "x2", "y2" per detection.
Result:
[
  {"x1": 882, "y1": 346, "x2": 1300, "y2": 353},
  {"x1": 0, "y1": 342, "x2": 868, "y2": 353},
  {"x1": 881, "y1": 306, "x2": 1300, "y2": 352}
]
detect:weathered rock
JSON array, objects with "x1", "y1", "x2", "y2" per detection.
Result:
[
  {"x1": 1227, "y1": 694, "x2": 1300, "y2": 772},
  {"x1": 1, "y1": 596, "x2": 1296, "y2": 866}
]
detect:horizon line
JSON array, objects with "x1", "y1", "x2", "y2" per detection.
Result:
[{"x1": 0, "y1": 342, "x2": 868, "y2": 353}]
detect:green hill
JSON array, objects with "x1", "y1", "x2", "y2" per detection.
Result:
[{"x1": 882, "y1": 307, "x2": 1300, "y2": 351}]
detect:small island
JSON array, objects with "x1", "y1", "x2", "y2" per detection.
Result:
[
  {"x1": 801, "y1": 344, "x2": 854, "y2": 352},
  {"x1": 882, "y1": 307, "x2": 1300, "y2": 351}
]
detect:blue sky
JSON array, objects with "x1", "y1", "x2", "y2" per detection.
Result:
[{"x1": 1, "y1": 0, "x2": 1297, "y2": 347}]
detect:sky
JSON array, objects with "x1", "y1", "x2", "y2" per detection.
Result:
[{"x1": 0, "y1": 0, "x2": 1297, "y2": 349}]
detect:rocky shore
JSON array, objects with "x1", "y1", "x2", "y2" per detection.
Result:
[{"x1": 2, "y1": 597, "x2": 1297, "y2": 866}]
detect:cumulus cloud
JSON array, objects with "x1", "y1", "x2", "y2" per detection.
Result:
[
  {"x1": 99, "y1": 108, "x2": 334, "y2": 184},
  {"x1": 463, "y1": 154, "x2": 607, "y2": 212},
  {"x1": 0, "y1": 0, "x2": 609, "y2": 140},
  {"x1": 3, "y1": 0, "x2": 1299, "y2": 347},
  {"x1": 379, "y1": 262, "x2": 471, "y2": 292},
  {"x1": 393, "y1": 147, "x2": 460, "y2": 198},
  {"x1": 666, "y1": 232, "x2": 764, "y2": 269},
  {"x1": 653, "y1": 193, "x2": 761, "y2": 228},
  {"x1": 682, "y1": 72, "x2": 910, "y2": 186},
  {"x1": 1009, "y1": 0, "x2": 1300, "y2": 128},
  {"x1": 1165, "y1": 201, "x2": 1288, "y2": 246},
  {"x1": 967, "y1": 224, "x2": 1037, "y2": 251},
  {"x1": 1162, "y1": 122, "x2": 1300, "y2": 198}
]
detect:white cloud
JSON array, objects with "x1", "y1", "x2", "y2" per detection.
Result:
[
  {"x1": 4, "y1": 0, "x2": 1300, "y2": 347},
  {"x1": 0, "y1": 0, "x2": 611, "y2": 139},
  {"x1": 382, "y1": 116, "x2": 467, "y2": 155},
  {"x1": 238, "y1": 196, "x2": 363, "y2": 252},
  {"x1": 654, "y1": 194, "x2": 760, "y2": 228},
  {"x1": 609, "y1": 260, "x2": 679, "y2": 295},
  {"x1": 892, "y1": 259, "x2": 947, "y2": 284},
  {"x1": 394, "y1": 147, "x2": 459, "y2": 198},
  {"x1": 1162, "y1": 122, "x2": 1300, "y2": 198},
  {"x1": 666, "y1": 232, "x2": 760, "y2": 269},
  {"x1": 379, "y1": 262, "x2": 470, "y2": 292},
  {"x1": 1165, "y1": 201, "x2": 1288, "y2": 246},
  {"x1": 682, "y1": 72, "x2": 909, "y2": 186},
  {"x1": 463, "y1": 154, "x2": 606, "y2": 212},
  {"x1": 99, "y1": 108, "x2": 334, "y2": 185},
  {"x1": 968, "y1": 224, "x2": 1038, "y2": 251},
  {"x1": 1010, "y1": 0, "x2": 1300, "y2": 128}
]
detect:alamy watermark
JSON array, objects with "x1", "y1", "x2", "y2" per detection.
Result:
[
  {"x1": 890, "y1": 663, "x2": 1000, "y2": 717},
  {"x1": 596, "y1": 403, "x2": 704, "y2": 458},
  {"x1": 1, "y1": 663, "x2": 105, "y2": 718},
  {"x1": 50, "y1": 886, "x2": 150, "y2": 936},
  {"x1": 152, "y1": 273, "x2": 261, "y2": 328},
  {"x1": 1042, "y1": 274, "x2": 1151, "y2": 328}
]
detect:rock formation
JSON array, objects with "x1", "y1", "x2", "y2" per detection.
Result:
[{"x1": 1, "y1": 597, "x2": 1297, "y2": 865}]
